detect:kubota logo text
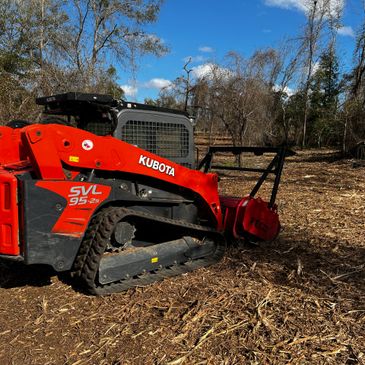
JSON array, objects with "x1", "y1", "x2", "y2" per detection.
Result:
[
  {"x1": 68, "y1": 185, "x2": 102, "y2": 206},
  {"x1": 138, "y1": 155, "x2": 175, "y2": 177}
]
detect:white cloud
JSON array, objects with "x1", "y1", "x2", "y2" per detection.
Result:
[
  {"x1": 299, "y1": 61, "x2": 320, "y2": 80},
  {"x1": 312, "y1": 61, "x2": 320, "y2": 75},
  {"x1": 274, "y1": 84, "x2": 295, "y2": 96},
  {"x1": 284, "y1": 86, "x2": 294, "y2": 96},
  {"x1": 192, "y1": 63, "x2": 231, "y2": 80},
  {"x1": 199, "y1": 46, "x2": 214, "y2": 53},
  {"x1": 265, "y1": 0, "x2": 307, "y2": 12},
  {"x1": 338, "y1": 25, "x2": 355, "y2": 37},
  {"x1": 192, "y1": 63, "x2": 216, "y2": 79},
  {"x1": 183, "y1": 55, "x2": 206, "y2": 63},
  {"x1": 144, "y1": 78, "x2": 172, "y2": 90},
  {"x1": 121, "y1": 84, "x2": 138, "y2": 98},
  {"x1": 264, "y1": 0, "x2": 345, "y2": 16}
]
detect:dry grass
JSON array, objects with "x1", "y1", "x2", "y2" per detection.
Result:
[{"x1": 0, "y1": 149, "x2": 364, "y2": 365}]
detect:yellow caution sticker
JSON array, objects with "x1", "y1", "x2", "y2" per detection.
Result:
[
  {"x1": 69, "y1": 156, "x2": 79, "y2": 163},
  {"x1": 151, "y1": 257, "x2": 158, "y2": 263}
]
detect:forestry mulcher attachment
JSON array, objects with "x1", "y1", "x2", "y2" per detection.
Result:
[{"x1": 0, "y1": 93, "x2": 292, "y2": 294}]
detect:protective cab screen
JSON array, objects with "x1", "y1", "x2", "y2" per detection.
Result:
[{"x1": 121, "y1": 120, "x2": 189, "y2": 159}]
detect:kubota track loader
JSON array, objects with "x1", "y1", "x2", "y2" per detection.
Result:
[{"x1": 0, "y1": 92, "x2": 292, "y2": 294}]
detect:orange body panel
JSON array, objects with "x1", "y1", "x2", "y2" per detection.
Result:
[
  {"x1": 0, "y1": 127, "x2": 25, "y2": 165},
  {"x1": 0, "y1": 170, "x2": 19, "y2": 255},
  {"x1": 36, "y1": 181, "x2": 112, "y2": 237}
]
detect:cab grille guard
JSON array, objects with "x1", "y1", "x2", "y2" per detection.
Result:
[{"x1": 198, "y1": 146, "x2": 295, "y2": 208}]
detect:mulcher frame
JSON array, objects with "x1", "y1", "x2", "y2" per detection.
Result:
[{"x1": 198, "y1": 146, "x2": 295, "y2": 208}]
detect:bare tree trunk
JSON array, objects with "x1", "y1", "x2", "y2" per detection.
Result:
[
  {"x1": 208, "y1": 115, "x2": 214, "y2": 146},
  {"x1": 39, "y1": 0, "x2": 45, "y2": 92},
  {"x1": 302, "y1": 0, "x2": 318, "y2": 148},
  {"x1": 302, "y1": 96, "x2": 309, "y2": 148},
  {"x1": 183, "y1": 58, "x2": 192, "y2": 112},
  {"x1": 343, "y1": 109, "x2": 348, "y2": 153}
]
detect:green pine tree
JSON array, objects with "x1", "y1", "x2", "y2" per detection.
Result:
[{"x1": 309, "y1": 49, "x2": 341, "y2": 146}]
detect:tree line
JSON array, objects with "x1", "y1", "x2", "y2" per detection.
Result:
[
  {"x1": 148, "y1": 0, "x2": 365, "y2": 153},
  {"x1": 1, "y1": 0, "x2": 365, "y2": 153},
  {"x1": 0, "y1": 0, "x2": 166, "y2": 122}
]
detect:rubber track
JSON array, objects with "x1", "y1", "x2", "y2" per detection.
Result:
[{"x1": 71, "y1": 207, "x2": 226, "y2": 295}]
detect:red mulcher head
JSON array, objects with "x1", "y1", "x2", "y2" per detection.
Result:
[
  {"x1": 220, "y1": 196, "x2": 280, "y2": 242},
  {"x1": 198, "y1": 146, "x2": 295, "y2": 243}
]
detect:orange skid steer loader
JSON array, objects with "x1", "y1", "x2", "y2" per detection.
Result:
[{"x1": 0, "y1": 92, "x2": 293, "y2": 294}]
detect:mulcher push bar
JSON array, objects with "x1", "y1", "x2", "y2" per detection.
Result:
[{"x1": 198, "y1": 146, "x2": 295, "y2": 208}]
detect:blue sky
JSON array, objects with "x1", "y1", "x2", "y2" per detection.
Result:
[{"x1": 119, "y1": 0, "x2": 361, "y2": 102}]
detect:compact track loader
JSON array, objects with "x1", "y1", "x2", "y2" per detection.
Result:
[{"x1": 0, "y1": 92, "x2": 292, "y2": 294}]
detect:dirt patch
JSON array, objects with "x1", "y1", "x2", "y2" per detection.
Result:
[{"x1": 0, "y1": 149, "x2": 364, "y2": 365}]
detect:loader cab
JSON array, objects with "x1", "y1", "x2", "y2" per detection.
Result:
[
  {"x1": 36, "y1": 92, "x2": 196, "y2": 168},
  {"x1": 114, "y1": 103, "x2": 195, "y2": 168}
]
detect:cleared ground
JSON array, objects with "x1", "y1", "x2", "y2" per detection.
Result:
[{"x1": 0, "y1": 150, "x2": 364, "y2": 365}]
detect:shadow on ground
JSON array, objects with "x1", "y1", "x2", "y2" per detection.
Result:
[
  {"x1": 225, "y1": 228, "x2": 365, "y2": 299},
  {"x1": 1, "y1": 227, "x2": 363, "y2": 302},
  {"x1": 0, "y1": 260, "x2": 54, "y2": 288},
  {"x1": 287, "y1": 150, "x2": 344, "y2": 163}
]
